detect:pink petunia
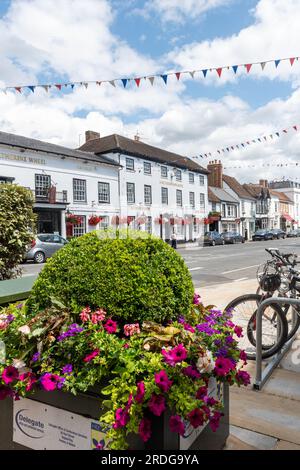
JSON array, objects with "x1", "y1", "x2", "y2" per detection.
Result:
[
  {"x1": 104, "y1": 319, "x2": 118, "y2": 334},
  {"x1": 80, "y1": 307, "x2": 91, "y2": 323},
  {"x1": 40, "y1": 373, "x2": 61, "y2": 392},
  {"x1": 169, "y1": 415, "x2": 185, "y2": 436},
  {"x1": 139, "y1": 417, "x2": 152, "y2": 442},
  {"x1": 2, "y1": 366, "x2": 19, "y2": 384},
  {"x1": 83, "y1": 349, "x2": 100, "y2": 363},
  {"x1": 148, "y1": 393, "x2": 166, "y2": 416},
  {"x1": 234, "y1": 325, "x2": 243, "y2": 338},
  {"x1": 155, "y1": 370, "x2": 173, "y2": 393},
  {"x1": 209, "y1": 411, "x2": 223, "y2": 432},
  {"x1": 135, "y1": 381, "x2": 145, "y2": 404},
  {"x1": 123, "y1": 323, "x2": 140, "y2": 337},
  {"x1": 188, "y1": 408, "x2": 204, "y2": 428},
  {"x1": 162, "y1": 344, "x2": 187, "y2": 366},
  {"x1": 113, "y1": 407, "x2": 130, "y2": 429},
  {"x1": 214, "y1": 357, "x2": 235, "y2": 377}
]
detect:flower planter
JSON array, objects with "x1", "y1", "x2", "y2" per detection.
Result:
[{"x1": 0, "y1": 382, "x2": 229, "y2": 450}]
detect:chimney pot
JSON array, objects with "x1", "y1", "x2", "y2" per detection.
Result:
[{"x1": 85, "y1": 130, "x2": 100, "y2": 142}]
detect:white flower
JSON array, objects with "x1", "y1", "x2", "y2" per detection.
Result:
[
  {"x1": 12, "y1": 359, "x2": 26, "y2": 370},
  {"x1": 18, "y1": 325, "x2": 31, "y2": 335},
  {"x1": 196, "y1": 350, "x2": 215, "y2": 374}
]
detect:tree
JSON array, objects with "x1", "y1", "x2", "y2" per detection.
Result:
[{"x1": 0, "y1": 184, "x2": 36, "y2": 280}]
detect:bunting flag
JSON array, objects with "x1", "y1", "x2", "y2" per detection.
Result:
[
  {"x1": 2, "y1": 54, "x2": 299, "y2": 95},
  {"x1": 190, "y1": 123, "x2": 299, "y2": 161},
  {"x1": 224, "y1": 161, "x2": 300, "y2": 170}
]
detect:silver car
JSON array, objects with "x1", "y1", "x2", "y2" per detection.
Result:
[{"x1": 25, "y1": 233, "x2": 68, "y2": 263}]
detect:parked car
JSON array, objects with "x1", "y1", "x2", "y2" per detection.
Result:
[
  {"x1": 203, "y1": 231, "x2": 225, "y2": 246},
  {"x1": 269, "y1": 229, "x2": 286, "y2": 239},
  {"x1": 221, "y1": 231, "x2": 245, "y2": 244},
  {"x1": 287, "y1": 229, "x2": 300, "y2": 238},
  {"x1": 25, "y1": 233, "x2": 68, "y2": 263},
  {"x1": 252, "y1": 229, "x2": 274, "y2": 241}
]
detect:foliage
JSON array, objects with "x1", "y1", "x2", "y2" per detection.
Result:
[
  {"x1": 0, "y1": 184, "x2": 36, "y2": 280},
  {"x1": 0, "y1": 298, "x2": 250, "y2": 450},
  {"x1": 26, "y1": 230, "x2": 194, "y2": 324}
]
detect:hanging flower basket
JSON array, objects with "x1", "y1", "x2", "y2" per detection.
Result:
[
  {"x1": 65, "y1": 214, "x2": 82, "y2": 225},
  {"x1": 88, "y1": 215, "x2": 103, "y2": 226}
]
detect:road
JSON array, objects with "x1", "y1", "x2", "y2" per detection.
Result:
[
  {"x1": 19, "y1": 237, "x2": 300, "y2": 289},
  {"x1": 179, "y1": 237, "x2": 300, "y2": 288}
]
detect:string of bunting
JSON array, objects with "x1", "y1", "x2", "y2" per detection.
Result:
[
  {"x1": 1, "y1": 54, "x2": 299, "y2": 95},
  {"x1": 190, "y1": 123, "x2": 299, "y2": 160},
  {"x1": 223, "y1": 161, "x2": 300, "y2": 170}
]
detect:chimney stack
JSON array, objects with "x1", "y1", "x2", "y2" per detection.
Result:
[
  {"x1": 134, "y1": 134, "x2": 140, "y2": 142},
  {"x1": 207, "y1": 160, "x2": 223, "y2": 188},
  {"x1": 259, "y1": 179, "x2": 268, "y2": 188},
  {"x1": 85, "y1": 130, "x2": 100, "y2": 142}
]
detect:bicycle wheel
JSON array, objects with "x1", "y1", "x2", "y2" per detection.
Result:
[
  {"x1": 225, "y1": 294, "x2": 288, "y2": 360},
  {"x1": 282, "y1": 304, "x2": 300, "y2": 340}
]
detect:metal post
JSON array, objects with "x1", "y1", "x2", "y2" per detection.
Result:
[{"x1": 254, "y1": 297, "x2": 300, "y2": 390}]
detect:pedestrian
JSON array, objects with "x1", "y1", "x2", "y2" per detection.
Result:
[{"x1": 171, "y1": 230, "x2": 177, "y2": 249}]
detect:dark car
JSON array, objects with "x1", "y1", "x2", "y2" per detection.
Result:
[
  {"x1": 269, "y1": 229, "x2": 286, "y2": 239},
  {"x1": 252, "y1": 229, "x2": 274, "y2": 241},
  {"x1": 287, "y1": 229, "x2": 300, "y2": 238},
  {"x1": 221, "y1": 231, "x2": 245, "y2": 244},
  {"x1": 203, "y1": 231, "x2": 225, "y2": 246}
]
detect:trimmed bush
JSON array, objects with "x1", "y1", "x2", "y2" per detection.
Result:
[
  {"x1": 26, "y1": 231, "x2": 194, "y2": 323},
  {"x1": 0, "y1": 184, "x2": 36, "y2": 280}
]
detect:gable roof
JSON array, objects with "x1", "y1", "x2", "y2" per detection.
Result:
[
  {"x1": 208, "y1": 186, "x2": 239, "y2": 203},
  {"x1": 223, "y1": 174, "x2": 255, "y2": 200},
  {"x1": 243, "y1": 184, "x2": 270, "y2": 199},
  {"x1": 79, "y1": 134, "x2": 209, "y2": 174},
  {"x1": 0, "y1": 130, "x2": 119, "y2": 167},
  {"x1": 269, "y1": 189, "x2": 294, "y2": 204}
]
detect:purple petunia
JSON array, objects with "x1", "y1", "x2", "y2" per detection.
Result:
[
  {"x1": 57, "y1": 324, "x2": 83, "y2": 342},
  {"x1": 32, "y1": 352, "x2": 40, "y2": 362},
  {"x1": 62, "y1": 364, "x2": 73, "y2": 375},
  {"x1": 196, "y1": 323, "x2": 218, "y2": 336}
]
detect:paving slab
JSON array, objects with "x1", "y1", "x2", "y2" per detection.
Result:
[
  {"x1": 262, "y1": 368, "x2": 300, "y2": 401},
  {"x1": 224, "y1": 434, "x2": 257, "y2": 450},
  {"x1": 229, "y1": 424, "x2": 278, "y2": 450},
  {"x1": 230, "y1": 386, "x2": 300, "y2": 445},
  {"x1": 196, "y1": 278, "x2": 258, "y2": 309},
  {"x1": 275, "y1": 440, "x2": 300, "y2": 450}
]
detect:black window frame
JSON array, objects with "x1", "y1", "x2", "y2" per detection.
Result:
[
  {"x1": 127, "y1": 182, "x2": 135, "y2": 204},
  {"x1": 161, "y1": 165, "x2": 168, "y2": 178},
  {"x1": 189, "y1": 173, "x2": 195, "y2": 184},
  {"x1": 143, "y1": 162, "x2": 152, "y2": 175},
  {"x1": 161, "y1": 187, "x2": 168, "y2": 205},
  {"x1": 176, "y1": 189, "x2": 183, "y2": 206},
  {"x1": 144, "y1": 185, "x2": 152, "y2": 205},
  {"x1": 35, "y1": 173, "x2": 51, "y2": 199},
  {"x1": 125, "y1": 157, "x2": 135, "y2": 171},
  {"x1": 98, "y1": 181, "x2": 110, "y2": 204},
  {"x1": 175, "y1": 169, "x2": 182, "y2": 181},
  {"x1": 73, "y1": 178, "x2": 87, "y2": 203}
]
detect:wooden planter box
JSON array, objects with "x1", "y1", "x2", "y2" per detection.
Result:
[{"x1": 0, "y1": 382, "x2": 229, "y2": 450}]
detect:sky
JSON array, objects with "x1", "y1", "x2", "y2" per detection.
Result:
[{"x1": 0, "y1": 0, "x2": 300, "y2": 182}]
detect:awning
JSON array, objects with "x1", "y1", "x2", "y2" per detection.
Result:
[{"x1": 282, "y1": 213, "x2": 295, "y2": 222}]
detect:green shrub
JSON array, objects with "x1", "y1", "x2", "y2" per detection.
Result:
[
  {"x1": 0, "y1": 184, "x2": 36, "y2": 280},
  {"x1": 26, "y1": 231, "x2": 194, "y2": 323}
]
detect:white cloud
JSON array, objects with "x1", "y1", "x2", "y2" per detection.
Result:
[
  {"x1": 167, "y1": 0, "x2": 300, "y2": 86},
  {"x1": 138, "y1": 0, "x2": 233, "y2": 24}
]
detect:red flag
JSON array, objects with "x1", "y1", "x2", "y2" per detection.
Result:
[
  {"x1": 216, "y1": 68, "x2": 223, "y2": 77},
  {"x1": 293, "y1": 125, "x2": 298, "y2": 131},
  {"x1": 55, "y1": 84, "x2": 62, "y2": 90},
  {"x1": 134, "y1": 78, "x2": 141, "y2": 87},
  {"x1": 245, "y1": 64, "x2": 252, "y2": 73},
  {"x1": 175, "y1": 72, "x2": 181, "y2": 80},
  {"x1": 290, "y1": 57, "x2": 295, "y2": 66},
  {"x1": 15, "y1": 87, "x2": 22, "y2": 93},
  {"x1": 283, "y1": 129, "x2": 288, "y2": 133}
]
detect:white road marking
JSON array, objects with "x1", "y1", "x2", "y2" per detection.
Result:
[
  {"x1": 188, "y1": 267, "x2": 204, "y2": 271},
  {"x1": 234, "y1": 277, "x2": 249, "y2": 282},
  {"x1": 221, "y1": 264, "x2": 259, "y2": 274}
]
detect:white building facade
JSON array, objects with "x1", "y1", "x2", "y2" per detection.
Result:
[
  {"x1": 0, "y1": 131, "x2": 120, "y2": 238},
  {"x1": 80, "y1": 133, "x2": 209, "y2": 242}
]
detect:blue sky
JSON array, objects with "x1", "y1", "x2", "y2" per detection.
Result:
[{"x1": 0, "y1": 0, "x2": 300, "y2": 182}]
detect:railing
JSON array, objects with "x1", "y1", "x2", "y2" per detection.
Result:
[
  {"x1": 254, "y1": 297, "x2": 300, "y2": 390},
  {"x1": 29, "y1": 188, "x2": 68, "y2": 203}
]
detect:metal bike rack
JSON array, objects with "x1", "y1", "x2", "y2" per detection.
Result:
[{"x1": 254, "y1": 297, "x2": 300, "y2": 390}]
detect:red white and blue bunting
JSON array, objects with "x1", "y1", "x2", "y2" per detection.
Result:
[
  {"x1": 191, "y1": 124, "x2": 299, "y2": 160},
  {"x1": 1, "y1": 55, "x2": 299, "y2": 95}
]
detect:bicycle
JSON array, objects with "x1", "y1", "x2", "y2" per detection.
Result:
[{"x1": 225, "y1": 248, "x2": 300, "y2": 359}]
